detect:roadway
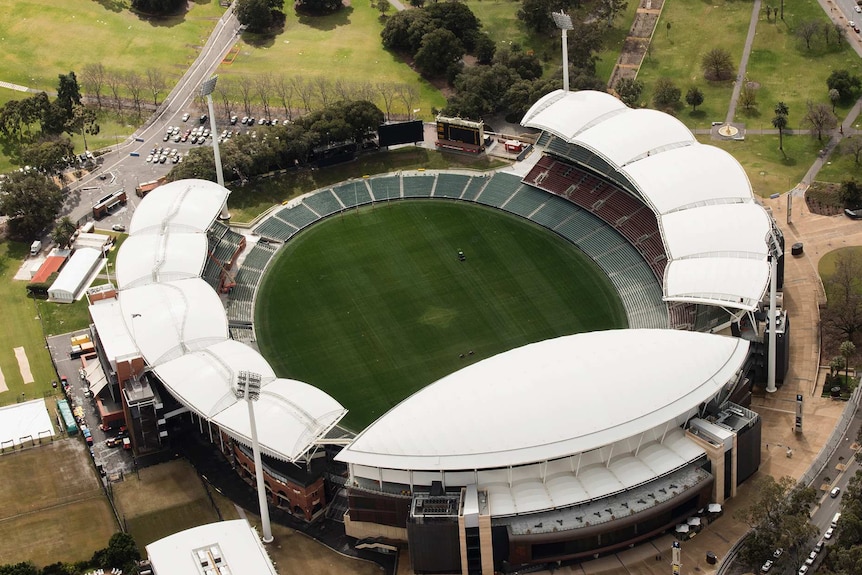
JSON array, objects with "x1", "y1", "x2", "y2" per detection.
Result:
[{"x1": 58, "y1": 4, "x2": 241, "y2": 232}]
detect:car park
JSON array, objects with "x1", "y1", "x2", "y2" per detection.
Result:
[
  {"x1": 182, "y1": 112, "x2": 190, "y2": 122},
  {"x1": 798, "y1": 566, "x2": 809, "y2": 575},
  {"x1": 761, "y1": 559, "x2": 773, "y2": 573},
  {"x1": 772, "y1": 548, "x2": 783, "y2": 559},
  {"x1": 831, "y1": 486, "x2": 841, "y2": 498},
  {"x1": 200, "y1": 114, "x2": 208, "y2": 124},
  {"x1": 162, "y1": 133, "x2": 170, "y2": 141},
  {"x1": 814, "y1": 540, "x2": 824, "y2": 552},
  {"x1": 112, "y1": 224, "x2": 126, "y2": 232},
  {"x1": 146, "y1": 154, "x2": 153, "y2": 163},
  {"x1": 159, "y1": 155, "x2": 167, "y2": 163},
  {"x1": 230, "y1": 115, "x2": 238, "y2": 125},
  {"x1": 173, "y1": 134, "x2": 181, "y2": 143}
]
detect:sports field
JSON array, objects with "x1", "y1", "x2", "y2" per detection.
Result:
[
  {"x1": 256, "y1": 200, "x2": 627, "y2": 430},
  {"x1": 0, "y1": 440, "x2": 116, "y2": 566}
]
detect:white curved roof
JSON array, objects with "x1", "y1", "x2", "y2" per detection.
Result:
[
  {"x1": 521, "y1": 90, "x2": 627, "y2": 141},
  {"x1": 117, "y1": 279, "x2": 228, "y2": 365},
  {"x1": 101, "y1": 179, "x2": 347, "y2": 463},
  {"x1": 337, "y1": 329, "x2": 750, "y2": 471},
  {"x1": 521, "y1": 89, "x2": 775, "y2": 312},
  {"x1": 622, "y1": 146, "x2": 753, "y2": 214},
  {"x1": 115, "y1": 234, "x2": 208, "y2": 289},
  {"x1": 129, "y1": 179, "x2": 229, "y2": 235}
]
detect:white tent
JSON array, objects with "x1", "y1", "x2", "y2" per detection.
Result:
[{"x1": 48, "y1": 248, "x2": 102, "y2": 303}]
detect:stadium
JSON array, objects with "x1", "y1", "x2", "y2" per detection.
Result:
[{"x1": 85, "y1": 89, "x2": 784, "y2": 574}]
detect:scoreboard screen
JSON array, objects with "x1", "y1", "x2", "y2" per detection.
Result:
[
  {"x1": 437, "y1": 121, "x2": 481, "y2": 146},
  {"x1": 378, "y1": 120, "x2": 424, "y2": 147}
]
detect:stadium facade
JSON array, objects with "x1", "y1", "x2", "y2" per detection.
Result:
[{"x1": 83, "y1": 90, "x2": 783, "y2": 574}]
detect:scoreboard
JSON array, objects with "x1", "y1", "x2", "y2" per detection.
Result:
[{"x1": 436, "y1": 115, "x2": 484, "y2": 149}]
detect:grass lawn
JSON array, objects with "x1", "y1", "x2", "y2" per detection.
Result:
[
  {"x1": 0, "y1": 440, "x2": 116, "y2": 566},
  {"x1": 637, "y1": 0, "x2": 752, "y2": 129},
  {"x1": 742, "y1": 0, "x2": 862, "y2": 126},
  {"x1": 818, "y1": 245, "x2": 862, "y2": 278},
  {"x1": 816, "y1": 136, "x2": 862, "y2": 184},
  {"x1": 700, "y1": 133, "x2": 823, "y2": 197},
  {"x1": 255, "y1": 200, "x2": 626, "y2": 430},
  {"x1": 1, "y1": 0, "x2": 225, "y2": 92},
  {"x1": 218, "y1": 0, "x2": 445, "y2": 119},
  {"x1": 112, "y1": 459, "x2": 219, "y2": 553},
  {"x1": 0, "y1": 241, "x2": 58, "y2": 405},
  {"x1": 227, "y1": 148, "x2": 509, "y2": 223}
]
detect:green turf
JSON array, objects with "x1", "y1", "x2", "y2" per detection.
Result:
[{"x1": 255, "y1": 200, "x2": 627, "y2": 430}]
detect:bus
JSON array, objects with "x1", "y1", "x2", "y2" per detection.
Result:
[
  {"x1": 92, "y1": 190, "x2": 127, "y2": 220},
  {"x1": 57, "y1": 399, "x2": 78, "y2": 435}
]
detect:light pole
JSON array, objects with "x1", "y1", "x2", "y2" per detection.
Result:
[
  {"x1": 552, "y1": 12, "x2": 573, "y2": 92},
  {"x1": 235, "y1": 370, "x2": 273, "y2": 543},
  {"x1": 200, "y1": 76, "x2": 230, "y2": 220}
]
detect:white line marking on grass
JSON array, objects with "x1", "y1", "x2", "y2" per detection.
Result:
[{"x1": 13, "y1": 347, "x2": 34, "y2": 384}]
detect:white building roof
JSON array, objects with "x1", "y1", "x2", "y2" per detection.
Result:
[
  {"x1": 117, "y1": 279, "x2": 228, "y2": 365},
  {"x1": 621, "y1": 145, "x2": 753, "y2": 214},
  {"x1": 115, "y1": 233, "x2": 207, "y2": 289},
  {"x1": 97, "y1": 178, "x2": 347, "y2": 464},
  {"x1": 129, "y1": 179, "x2": 228, "y2": 235},
  {"x1": 48, "y1": 247, "x2": 102, "y2": 303},
  {"x1": 146, "y1": 519, "x2": 277, "y2": 575},
  {"x1": 520, "y1": 89, "x2": 775, "y2": 312},
  {"x1": 337, "y1": 329, "x2": 750, "y2": 471}
]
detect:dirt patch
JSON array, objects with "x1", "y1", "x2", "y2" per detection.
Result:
[{"x1": 805, "y1": 181, "x2": 844, "y2": 216}]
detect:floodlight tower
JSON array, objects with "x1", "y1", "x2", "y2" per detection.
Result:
[
  {"x1": 200, "y1": 76, "x2": 230, "y2": 220},
  {"x1": 235, "y1": 370, "x2": 274, "y2": 543},
  {"x1": 552, "y1": 12, "x2": 573, "y2": 92}
]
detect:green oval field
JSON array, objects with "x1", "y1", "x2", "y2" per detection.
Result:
[{"x1": 255, "y1": 200, "x2": 627, "y2": 430}]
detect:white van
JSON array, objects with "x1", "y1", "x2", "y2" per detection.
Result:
[
  {"x1": 29, "y1": 240, "x2": 42, "y2": 256},
  {"x1": 832, "y1": 512, "x2": 841, "y2": 528}
]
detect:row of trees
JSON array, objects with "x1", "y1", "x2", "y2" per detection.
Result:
[
  {"x1": 167, "y1": 99, "x2": 384, "y2": 183},
  {"x1": 79, "y1": 63, "x2": 168, "y2": 117}
]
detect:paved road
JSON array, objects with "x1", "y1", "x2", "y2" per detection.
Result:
[{"x1": 58, "y1": 4, "x2": 241, "y2": 232}]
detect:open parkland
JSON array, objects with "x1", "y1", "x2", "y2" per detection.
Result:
[{"x1": 3, "y1": 0, "x2": 862, "y2": 573}]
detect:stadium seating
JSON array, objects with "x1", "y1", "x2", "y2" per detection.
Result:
[
  {"x1": 332, "y1": 181, "x2": 373, "y2": 208},
  {"x1": 402, "y1": 174, "x2": 435, "y2": 198},
  {"x1": 242, "y1": 242, "x2": 279, "y2": 272},
  {"x1": 369, "y1": 175, "x2": 401, "y2": 201},
  {"x1": 501, "y1": 186, "x2": 550, "y2": 219},
  {"x1": 303, "y1": 189, "x2": 343, "y2": 218},
  {"x1": 461, "y1": 175, "x2": 490, "y2": 201},
  {"x1": 434, "y1": 173, "x2": 471, "y2": 199},
  {"x1": 475, "y1": 173, "x2": 524, "y2": 208},
  {"x1": 277, "y1": 203, "x2": 320, "y2": 230}
]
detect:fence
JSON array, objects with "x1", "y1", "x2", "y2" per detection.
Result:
[{"x1": 799, "y1": 379, "x2": 862, "y2": 487}]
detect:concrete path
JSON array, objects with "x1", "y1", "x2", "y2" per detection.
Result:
[{"x1": 726, "y1": 0, "x2": 762, "y2": 123}]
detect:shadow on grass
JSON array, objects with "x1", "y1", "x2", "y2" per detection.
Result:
[
  {"x1": 780, "y1": 153, "x2": 798, "y2": 166},
  {"x1": 688, "y1": 109, "x2": 707, "y2": 121},
  {"x1": 131, "y1": 4, "x2": 194, "y2": 29},
  {"x1": 296, "y1": 5, "x2": 354, "y2": 31},
  {"x1": 93, "y1": 0, "x2": 125, "y2": 13},
  {"x1": 241, "y1": 30, "x2": 278, "y2": 49}
]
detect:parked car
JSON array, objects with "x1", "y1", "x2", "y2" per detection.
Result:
[
  {"x1": 805, "y1": 550, "x2": 817, "y2": 565},
  {"x1": 798, "y1": 565, "x2": 809, "y2": 575},
  {"x1": 111, "y1": 224, "x2": 126, "y2": 232},
  {"x1": 182, "y1": 112, "x2": 190, "y2": 122},
  {"x1": 772, "y1": 548, "x2": 783, "y2": 559},
  {"x1": 230, "y1": 115, "x2": 238, "y2": 125},
  {"x1": 199, "y1": 114, "x2": 208, "y2": 124},
  {"x1": 122, "y1": 437, "x2": 132, "y2": 450},
  {"x1": 845, "y1": 208, "x2": 862, "y2": 219},
  {"x1": 814, "y1": 540, "x2": 824, "y2": 552},
  {"x1": 105, "y1": 437, "x2": 120, "y2": 447},
  {"x1": 825, "y1": 527, "x2": 834, "y2": 539},
  {"x1": 761, "y1": 559, "x2": 774, "y2": 573}
]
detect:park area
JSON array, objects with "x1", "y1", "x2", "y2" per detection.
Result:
[
  {"x1": 0, "y1": 440, "x2": 117, "y2": 567},
  {"x1": 255, "y1": 200, "x2": 626, "y2": 430}
]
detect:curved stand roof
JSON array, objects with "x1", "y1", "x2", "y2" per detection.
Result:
[
  {"x1": 336, "y1": 329, "x2": 750, "y2": 471},
  {"x1": 99, "y1": 179, "x2": 347, "y2": 462},
  {"x1": 521, "y1": 90, "x2": 774, "y2": 312}
]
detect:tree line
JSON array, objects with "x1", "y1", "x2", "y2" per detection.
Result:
[{"x1": 0, "y1": 532, "x2": 139, "y2": 575}]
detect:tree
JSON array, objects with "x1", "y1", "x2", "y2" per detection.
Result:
[
  {"x1": 615, "y1": 77, "x2": 643, "y2": 107},
  {"x1": 652, "y1": 77, "x2": 681, "y2": 111},
  {"x1": 396, "y1": 83, "x2": 419, "y2": 119},
  {"x1": 236, "y1": 0, "x2": 287, "y2": 31},
  {"x1": 376, "y1": 82, "x2": 398, "y2": 121},
  {"x1": 0, "y1": 171, "x2": 63, "y2": 240},
  {"x1": 772, "y1": 112, "x2": 788, "y2": 152},
  {"x1": 775, "y1": 101, "x2": 789, "y2": 117},
  {"x1": 685, "y1": 86, "x2": 704, "y2": 111},
  {"x1": 822, "y1": 251, "x2": 862, "y2": 344},
  {"x1": 56, "y1": 71, "x2": 82, "y2": 116},
  {"x1": 802, "y1": 101, "x2": 837, "y2": 140},
  {"x1": 123, "y1": 71, "x2": 145, "y2": 115},
  {"x1": 841, "y1": 340, "x2": 856, "y2": 383},
  {"x1": 739, "y1": 79, "x2": 758, "y2": 114},
  {"x1": 596, "y1": 0, "x2": 628, "y2": 27},
  {"x1": 374, "y1": 0, "x2": 391, "y2": 17},
  {"x1": 796, "y1": 20, "x2": 820, "y2": 50},
  {"x1": 842, "y1": 136, "x2": 862, "y2": 165},
  {"x1": 414, "y1": 29, "x2": 464, "y2": 77},
  {"x1": 131, "y1": 0, "x2": 186, "y2": 13},
  {"x1": 66, "y1": 104, "x2": 100, "y2": 151},
  {"x1": 21, "y1": 137, "x2": 74, "y2": 175},
  {"x1": 701, "y1": 48, "x2": 734, "y2": 81},
  {"x1": 828, "y1": 69, "x2": 862, "y2": 103},
  {"x1": 274, "y1": 74, "x2": 295, "y2": 120},
  {"x1": 104, "y1": 70, "x2": 123, "y2": 114},
  {"x1": 52, "y1": 217, "x2": 77, "y2": 249},
  {"x1": 145, "y1": 68, "x2": 167, "y2": 107},
  {"x1": 81, "y1": 63, "x2": 106, "y2": 109},
  {"x1": 255, "y1": 74, "x2": 273, "y2": 118},
  {"x1": 474, "y1": 32, "x2": 496, "y2": 65}
]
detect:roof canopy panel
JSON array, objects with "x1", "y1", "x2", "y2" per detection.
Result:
[
  {"x1": 214, "y1": 378, "x2": 347, "y2": 462},
  {"x1": 664, "y1": 258, "x2": 771, "y2": 311},
  {"x1": 115, "y1": 234, "x2": 207, "y2": 290},
  {"x1": 621, "y1": 145, "x2": 753, "y2": 214},
  {"x1": 574, "y1": 109, "x2": 695, "y2": 167},
  {"x1": 118, "y1": 278, "x2": 228, "y2": 366},
  {"x1": 337, "y1": 329, "x2": 749, "y2": 471},
  {"x1": 521, "y1": 89, "x2": 626, "y2": 141},
  {"x1": 661, "y1": 204, "x2": 772, "y2": 260},
  {"x1": 129, "y1": 179, "x2": 228, "y2": 235}
]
